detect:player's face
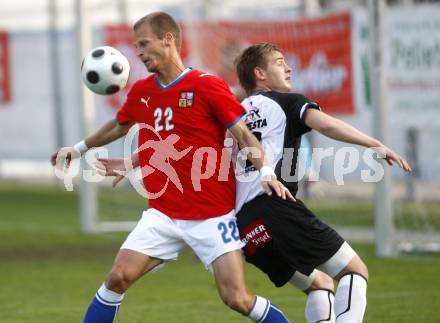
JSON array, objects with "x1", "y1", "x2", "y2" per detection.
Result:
[
  {"x1": 134, "y1": 23, "x2": 169, "y2": 73},
  {"x1": 262, "y1": 51, "x2": 292, "y2": 93}
]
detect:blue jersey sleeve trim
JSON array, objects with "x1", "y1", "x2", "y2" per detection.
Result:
[{"x1": 225, "y1": 112, "x2": 246, "y2": 129}]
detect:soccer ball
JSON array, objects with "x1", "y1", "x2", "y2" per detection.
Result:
[{"x1": 81, "y1": 46, "x2": 130, "y2": 95}]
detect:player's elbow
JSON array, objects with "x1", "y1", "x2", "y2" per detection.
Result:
[
  {"x1": 115, "y1": 122, "x2": 132, "y2": 137},
  {"x1": 229, "y1": 120, "x2": 251, "y2": 146},
  {"x1": 305, "y1": 110, "x2": 337, "y2": 135}
]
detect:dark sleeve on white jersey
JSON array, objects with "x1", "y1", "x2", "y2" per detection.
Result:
[{"x1": 263, "y1": 92, "x2": 320, "y2": 137}]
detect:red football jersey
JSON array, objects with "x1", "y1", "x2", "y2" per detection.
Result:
[{"x1": 116, "y1": 69, "x2": 245, "y2": 220}]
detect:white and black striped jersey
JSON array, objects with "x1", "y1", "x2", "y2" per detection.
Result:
[{"x1": 231, "y1": 91, "x2": 321, "y2": 212}]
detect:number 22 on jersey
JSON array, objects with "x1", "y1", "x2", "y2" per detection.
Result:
[{"x1": 154, "y1": 107, "x2": 174, "y2": 132}]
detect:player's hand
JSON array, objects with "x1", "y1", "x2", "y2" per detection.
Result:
[
  {"x1": 50, "y1": 147, "x2": 80, "y2": 171},
  {"x1": 262, "y1": 174, "x2": 296, "y2": 201},
  {"x1": 375, "y1": 146, "x2": 412, "y2": 172},
  {"x1": 95, "y1": 158, "x2": 128, "y2": 188}
]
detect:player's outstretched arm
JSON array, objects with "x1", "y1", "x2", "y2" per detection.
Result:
[
  {"x1": 229, "y1": 120, "x2": 295, "y2": 200},
  {"x1": 50, "y1": 119, "x2": 133, "y2": 170},
  {"x1": 304, "y1": 109, "x2": 412, "y2": 172}
]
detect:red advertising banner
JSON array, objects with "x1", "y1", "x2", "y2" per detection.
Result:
[
  {"x1": 104, "y1": 12, "x2": 353, "y2": 114},
  {"x1": 0, "y1": 32, "x2": 11, "y2": 103},
  {"x1": 182, "y1": 13, "x2": 353, "y2": 114}
]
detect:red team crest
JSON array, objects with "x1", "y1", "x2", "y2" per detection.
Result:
[{"x1": 178, "y1": 91, "x2": 195, "y2": 108}]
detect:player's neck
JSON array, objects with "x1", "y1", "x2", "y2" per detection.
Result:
[
  {"x1": 253, "y1": 84, "x2": 271, "y2": 94},
  {"x1": 156, "y1": 56, "x2": 186, "y2": 86}
]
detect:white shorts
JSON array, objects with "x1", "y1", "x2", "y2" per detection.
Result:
[{"x1": 121, "y1": 208, "x2": 244, "y2": 271}]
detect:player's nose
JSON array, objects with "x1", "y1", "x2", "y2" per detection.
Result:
[{"x1": 135, "y1": 47, "x2": 143, "y2": 58}]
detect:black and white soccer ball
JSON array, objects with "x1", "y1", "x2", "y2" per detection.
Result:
[{"x1": 81, "y1": 46, "x2": 130, "y2": 95}]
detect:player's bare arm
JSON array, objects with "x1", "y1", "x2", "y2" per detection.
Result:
[
  {"x1": 304, "y1": 108, "x2": 412, "y2": 172},
  {"x1": 229, "y1": 120, "x2": 294, "y2": 200},
  {"x1": 50, "y1": 119, "x2": 133, "y2": 170},
  {"x1": 84, "y1": 119, "x2": 133, "y2": 149}
]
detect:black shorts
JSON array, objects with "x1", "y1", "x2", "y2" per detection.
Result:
[{"x1": 237, "y1": 194, "x2": 344, "y2": 287}]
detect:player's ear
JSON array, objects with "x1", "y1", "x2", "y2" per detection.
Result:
[
  {"x1": 254, "y1": 67, "x2": 266, "y2": 81},
  {"x1": 163, "y1": 32, "x2": 174, "y2": 47}
]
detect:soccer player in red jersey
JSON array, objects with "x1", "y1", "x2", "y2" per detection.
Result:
[{"x1": 51, "y1": 12, "x2": 292, "y2": 323}]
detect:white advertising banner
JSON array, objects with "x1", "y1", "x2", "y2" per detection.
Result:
[{"x1": 384, "y1": 5, "x2": 440, "y2": 127}]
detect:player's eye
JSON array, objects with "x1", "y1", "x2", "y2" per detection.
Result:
[{"x1": 136, "y1": 41, "x2": 149, "y2": 48}]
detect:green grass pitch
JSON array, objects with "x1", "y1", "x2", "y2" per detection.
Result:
[{"x1": 0, "y1": 183, "x2": 439, "y2": 322}]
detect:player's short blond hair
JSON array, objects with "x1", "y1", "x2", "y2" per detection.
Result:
[
  {"x1": 134, "y1": 12, "x2": 182, "y2": 51},
  {"x1": 235, "y1": 42, "x2": 281, "y2": 95}
]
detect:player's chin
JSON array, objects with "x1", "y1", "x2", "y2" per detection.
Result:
[
  {"x1": 283, "y1": 83, "x2": 292, "y2": 92},
  {"x1": 144, "y1": 62, "x2": 157, "y2": 73},
  {"x1": 145, "y1": 65, "x2": 157, "y2": 73}
]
